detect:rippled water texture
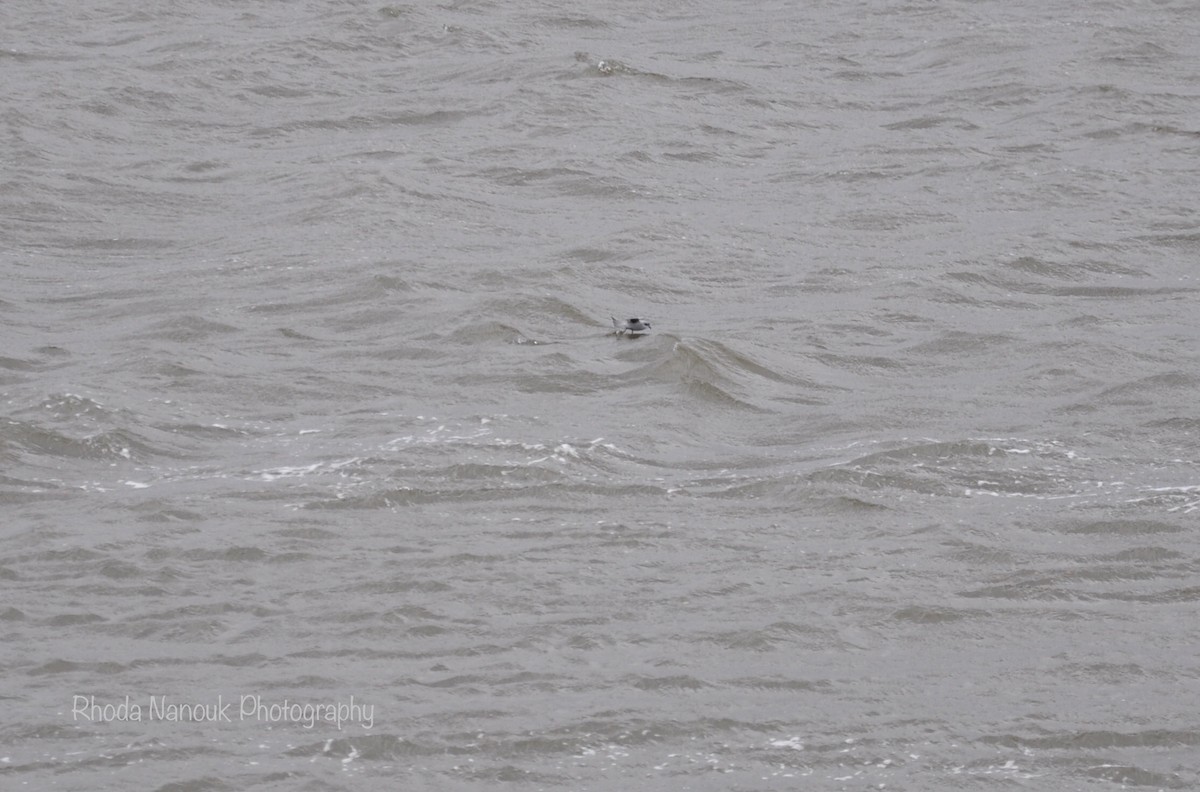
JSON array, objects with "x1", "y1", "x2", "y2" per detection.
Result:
[{"x1": 3, "y1": 0, "x2": 1199, "y2": 789}]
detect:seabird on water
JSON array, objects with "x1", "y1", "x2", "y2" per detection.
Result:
[{"x1": 612, "y1": 316, "x2": 651, "y2": 335}]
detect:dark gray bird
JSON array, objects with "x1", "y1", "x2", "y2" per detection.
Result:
[{"x1": 612, "y1": 316, "x2": 651, "y2": 335}]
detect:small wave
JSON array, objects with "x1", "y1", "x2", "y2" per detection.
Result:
[
  {"x1": 129, "y1": 314, "x2": 241, "y2": 342},
  {"x1": 810, "y1": 437, "x2": 1108, "y2": 502},
  {"x1": 2, "y1": 420, "x2": 157, "y2": 463},
  {"x1": 635, "y1": 338, "x2": 817, "y2": 410},
  {"x1": 0, "y1": 355, "x2": 37, "y2": 372}
]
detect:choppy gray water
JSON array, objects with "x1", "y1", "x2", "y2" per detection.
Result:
[{"x1": 4, "y1": 1, "x2": 1199, "y2": 789}]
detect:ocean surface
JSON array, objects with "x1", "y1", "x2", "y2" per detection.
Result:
[{"x1": 3, "y1": 1, "x2": 1199, "y2": 789}]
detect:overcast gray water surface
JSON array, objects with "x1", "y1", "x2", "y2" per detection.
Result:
[{"x1": 4, "y1": 1, "x2": 1200, "y2": 790}]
